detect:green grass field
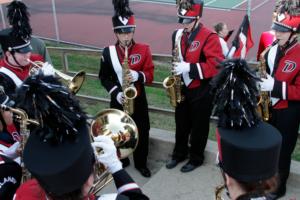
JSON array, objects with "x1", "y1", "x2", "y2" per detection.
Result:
[{"x1": 46, "y1": 41, "x2": 300, "y2": 161}]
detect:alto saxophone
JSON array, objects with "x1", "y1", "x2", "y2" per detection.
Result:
[
  {"x1": 122, "y1": 45, "x2": 137, "y2": 115},
  {"x1": 163, "y1": 34, "x2": 184, "y2": 107},
  {"x1": 257, "y1": 40, "x2": 277, "y2": 121},
  {"x1": 0, "y1": 104, "x2": 39, "y2": 183}
]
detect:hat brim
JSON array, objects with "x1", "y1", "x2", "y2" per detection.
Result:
[
  {"x1": 14, "y1": 44, "x2": 32, "y2": 54},
  {"x1": 271, "y1": 23, "x2": 291, "y2": 32},
  {"x1": 114, "y1": 27, "x2": 135, "y2": 33},
  {"x1": 178, "y1": 17, "x2": 196, "y2": 24}
]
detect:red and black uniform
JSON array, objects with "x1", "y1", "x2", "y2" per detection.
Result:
[
  {"x1": 99, "y1": 42, "x2": 154, "y2": 169},
  {"x1": 265, "y1": 40, "x2": 300, "y2": 187},
  {"x1": 13, "y1": 169, "x2": 149, "y2": 200},
  {"x1": 0, "y1": 54, "x2": 44, "y2": 97},
  {"x1": 171, "y1": 24, "x2": 224, "y2": 164},
  {"x1": 256, "y1": 31, "x2": 275, "y2": 61}
]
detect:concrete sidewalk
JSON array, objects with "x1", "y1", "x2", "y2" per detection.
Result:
[{"x1": 101, "y1": 128, "x2": 300, "y2": 200}]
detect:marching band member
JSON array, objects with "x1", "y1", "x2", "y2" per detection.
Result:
[
  {"x1": 13, "y1": 74, "x2": 149, "y2": 200},
  {"x1": 259, "y1": 0, "x2": 300, "y2": 198},
  {"x1": 214, "y1": 22, "x2": 232, "y2": 56},
  {"x1": 165, "y1": 0, "x2": 224, "y2": 172},
  {"x1": 256, "y1": 6, "x2": 278, "y2": 61},
  {"x1": 0, "y1": 88, "x2": 21, "y2": 200},
  {"x1": 98, "y1": 0, "x2": 154, "y2": 177},
  {"x1": 211, "y1": 58, "x2": 282, "y2": 200},
  {"x1": 0, "y1": 0, "x2": 52, "y2": 64},
  {"x1": 0, "y1": 1, "x2": 54, "y2": 97}
]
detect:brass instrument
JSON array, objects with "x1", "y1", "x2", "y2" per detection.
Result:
[
  {"x1": 257, "y1": 40, "x2": 277, "y2": 121},
  {"x1": 163, "y1": 34, "x2": 184, "y2": 107},
  {"x1": 0, "y1": 104, "x2": 39, "y2": 183},
  {"x1": 215, "y1": 184, "x2": 226, "y2": 200},
  {"x1": 27, "y1": 59, "x2": 86, "y2": 94},
  {"x1": 122, "y1": 45, "x2": 137, "y2": 115},
  {"x1": 89, "y1": 109, "x2": 138, "y2": 194}
]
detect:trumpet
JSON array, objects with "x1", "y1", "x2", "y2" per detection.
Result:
[
  {"x1": 0, "y1": 104, "x2": 39, "y2": 183},
  {"x1": 27, "y1": 59, "x2": 86, "y2": 94},
  {"x1": 89, "y1": 109, "x2": 138, "y2": 194}
]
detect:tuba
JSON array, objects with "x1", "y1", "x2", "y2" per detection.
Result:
[
  {"x1": 0, "y1": 104, "x2": 39, "y2": 183},
  {"x1": 256, "y1": 40, "x2": 278, "y2": 121},
  {"x1": 27, "y1": 59, "x2": 86, "y2": 94},
  {"x1": 122, "y1": 45, "x2": 137, "y2": 115},
  {"x1": 89, "y1": 109, "x2": 138, "y2": 194},
  {"x1": 163, "y1": 33, "x2": 184, "y2": 107}
]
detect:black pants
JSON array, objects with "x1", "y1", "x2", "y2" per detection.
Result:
[
  {"x1": 172, "y1": 87, "x2": 213, "y2": 164},
  {"x1": 270, "y1": 102, "x2": 300, "y2": 185},
  {"x1": 111, "y1": 87, "x2": 150, "y2": 168}
]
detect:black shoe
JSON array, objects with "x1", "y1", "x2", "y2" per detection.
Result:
[
  {"x1": 121, "y1": 158, "x2": 130, "y2": 168},
  {"x1": 166, "y1": 159, "x2": 183, "y2": 169},
  {"x1": 136, "y1": 167, "x2": 151, "y2": 177},
  {"x1": 180, "y1": 161, "x2": 202, "y2": 173}
]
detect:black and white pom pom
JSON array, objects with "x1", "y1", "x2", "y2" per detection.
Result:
[
  {"x1": 210, "y1": 58, "x2": 260, "y2": 129},
  {"x1": 15, "y1": 73, "x2": 86, "y2": 144},
  {"x1": 112, "y1": 0, "x2": 134, "y2": 19},
  {"x1": 7, "y1": 0, "x2": 32, "y2": 40}
]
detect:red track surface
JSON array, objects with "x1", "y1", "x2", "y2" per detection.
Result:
[{"x1": 4, "y1": 0, "x2": 276, "y2": 61}]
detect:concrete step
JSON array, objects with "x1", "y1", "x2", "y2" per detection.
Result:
[{"x1": 98, "y1": 128, "x2": 300, "y2": 200}]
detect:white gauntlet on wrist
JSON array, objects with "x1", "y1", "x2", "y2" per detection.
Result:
[
  {"x1": 92, "y1": 136, "x2": 122, "y2": 174},
  {"x1": 173, "y1": 61, "x2": 190, "y2": 75},
  {"x1": 40, "y1": 62, "x2": 55, "y2": 76}
]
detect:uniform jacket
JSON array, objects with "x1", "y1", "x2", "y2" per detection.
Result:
[
  {"x1": 99, "y1": 42, "x2": 154, "y2": 101},
  {"x1": 257, "y1": 31, "x2": 275, "y2": 61},
  {"x1": 173, "y1": 23, "x2": 224, "y2": 91},
  {"x1": 13, "y1": 169, "x2": 149, "y2": 200},
  {"x1": 265, "y1": 41, "x2": 300, "y2": 109},
  {"x1": 0, "y1": 54, "x2": 44, "y2": 97}
]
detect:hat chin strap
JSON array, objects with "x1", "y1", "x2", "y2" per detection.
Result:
[
  {"x1": 11, "y1": 52, "x2": 22, "y2": 67},
  {"x1": 281, "y1": 33, "x2": 297, "y2": 50}
]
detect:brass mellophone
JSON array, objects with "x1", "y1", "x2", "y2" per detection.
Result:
[{"x1": 26, "y1": 59, "x2": 86, "y2": 94}]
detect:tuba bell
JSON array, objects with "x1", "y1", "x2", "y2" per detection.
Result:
[
  {"x1": 89, "y1": 109, "x2": 138, "y2": 194},
  {"x1": 27, "y1": 59, "x2": 86, "y2": 94}
]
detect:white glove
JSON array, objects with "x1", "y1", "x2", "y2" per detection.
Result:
[
  {"x1": 173, "y1": 61, "x2": 190, "y2": 75},
  {"x1": 2, "y1": 142, "x2": 20, "y2": 159},
  {"x1": 40, "y1": 62, "x2": 55, "y2": 76},
  {"x1": 92, "y1": 136, "x2": 122, "y2": 174},
  {"x1": 116, "y1": 92, "x2": 124, "y2": 105},
  {"x1": 130, "y1": 70, "x2": 139, "y2": 82},
  {"x1": 260, "y1": 74, "x2": 275, "y2": 91}
]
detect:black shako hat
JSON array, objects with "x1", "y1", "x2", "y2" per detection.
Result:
[
  {"x1": 0, "y1": 28, "x2": 32, "y2": 53},
  {"x1": 15, "y1": 74, "x2": 94, "y2": 195},
  {"x1": 0, "y1": 1, "x2": 32, "y2": 53},
  {"x1": 112, "y1": 0, "x2": 136, "y2": 33},
  {"x1": 211, "y1": 58, "x2": 282, "y2": 183}
]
